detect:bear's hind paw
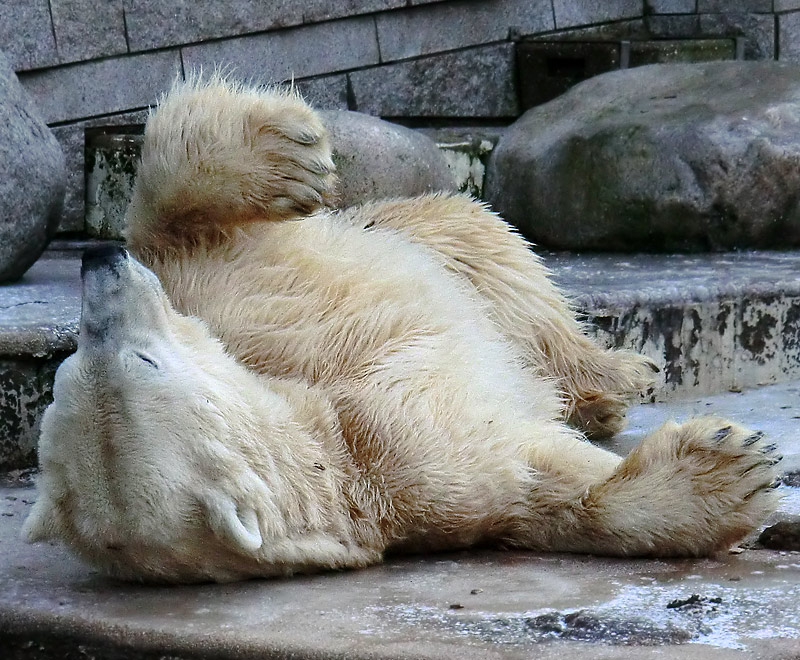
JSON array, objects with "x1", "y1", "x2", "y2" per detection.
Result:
[{"x1": 638, "y1": 417, "x2": 782, "y2": 553}]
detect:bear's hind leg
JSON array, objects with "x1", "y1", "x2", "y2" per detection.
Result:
[{"x1": 516, "y1": 417, "x2": 781, "y2": 557}]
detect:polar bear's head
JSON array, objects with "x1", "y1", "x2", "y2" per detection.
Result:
[{"x1": 22, "y1": 247, "x2": 277, "y2": 582}]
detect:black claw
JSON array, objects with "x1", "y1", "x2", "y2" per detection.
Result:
[
  {"x1": 746, "y1": 479, "x2": 782, "y2": 499},
  {"x1": 761, "y1": 443, "x2": 778, "y2": 454},
  {"x1": 741, "y1": 459, "x2": 771, "y2": 477},
  {"x1": 769, "y1": 456, "x2": 784, "y2": 466},
  {"x1": 744, "y1": 486, "x2": 762, "y2": 500},
  {"x1": 743, "y1": 431, "x2": 765, "y2": 446},
  {"x1": 713, "y1": 426, "x2": 733, "y2": 443}
]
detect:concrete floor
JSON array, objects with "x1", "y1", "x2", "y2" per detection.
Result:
[
  {"x1": 2, "y1": 382, "x2": 799, "y2": 659},
  {"x1": 2, "y1": 247, "x2": 799, "y2": 656}
]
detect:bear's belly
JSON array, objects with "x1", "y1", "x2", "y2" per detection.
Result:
[{"x1": 151, "y1": 218, "x2": 533, "y2": 406}]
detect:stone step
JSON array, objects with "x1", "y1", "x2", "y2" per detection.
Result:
[
  {"x1": 0, "y1": 248, "x2": 81, "y2": 471},
  {"x1": 1, "y1": 246, "x2": 798, "y2": 471},
  {"x1": 1, "y1": 380, "x2": 799, "y2": 659},
  {"x1": 549, "y1": 251, "x2": 800, "y2": 402}
]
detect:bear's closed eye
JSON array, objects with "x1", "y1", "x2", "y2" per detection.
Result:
[{"x1": 134, "y1": 352, "x2": 159, "y2": 369}]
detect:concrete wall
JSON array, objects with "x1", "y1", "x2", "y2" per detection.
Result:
[{"x1": 3, "y1": 0, "x2": 800, "y2": 232}]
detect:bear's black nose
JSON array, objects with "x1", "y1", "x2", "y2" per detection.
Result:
[{"x1": 81, "y1": 244, "x2": 128, "y2": 278}]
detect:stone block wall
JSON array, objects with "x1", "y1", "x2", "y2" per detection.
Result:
[
  {"x1": 644, "y1": 0, "x2": 798, "y2": 60},
  {"x1": 3, "y1": 0, "x2": 800, "y2": 232}
]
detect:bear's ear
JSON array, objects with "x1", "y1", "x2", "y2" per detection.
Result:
[
  {"x1": 204, "y1": 494, "x2": 263, "y2": 555},
  {"x1": 21, "y1": 498, "x2": 59, "y2": 543}
]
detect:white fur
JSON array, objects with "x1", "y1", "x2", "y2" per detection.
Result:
[{"x1": 23, "y1": 77, "x2": 781, "y2": 583}]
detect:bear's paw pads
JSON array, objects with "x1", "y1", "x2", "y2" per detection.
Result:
[
  {"x1": 674, "y1": 419, "x2": 782, "y2": 524},
  {"x1": 703, "y1": 424, "x2": 781, "y2": 494}
]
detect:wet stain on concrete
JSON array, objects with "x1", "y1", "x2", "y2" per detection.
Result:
[
  {"x1": 586, "y1": 295, "x2": 800, "y2": 401},
  {"x1": 716, "y1": 305, "x2": 731, "y2": 336},
  {"x1": 521, "y1": 608, "x2": 692, "y2": 645},
  {"x1": 784, "y1": 304, "x2": 800, "y2": 354},
  {"x1": 0, "y1": 355, "x2": 69, "y2": 471},
  {"x1": 740, "y1": 302, "x2": 778, "y2": 364}
]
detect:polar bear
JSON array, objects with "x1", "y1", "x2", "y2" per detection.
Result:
[{"x1": 23, "y1": 77, "x2": 781, "y2": 583}]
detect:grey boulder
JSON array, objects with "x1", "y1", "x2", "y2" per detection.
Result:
[
  {"x1": 486, "y1": 62, "x2": 800, "y2": 252},
  {"x1": 320, "y1": 110, "x2": 456, "y2": 207},
  {"x1": 0, "y1": 51, "x2": 65, "y2": 281}
]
